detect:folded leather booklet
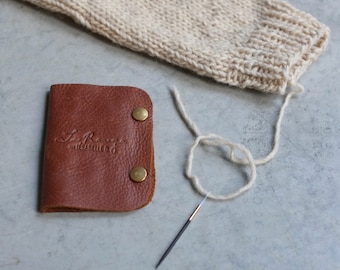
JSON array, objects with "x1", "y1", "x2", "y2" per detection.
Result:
[{"x1": 40, "y1": 84, "x2": 155, "y2": 212}]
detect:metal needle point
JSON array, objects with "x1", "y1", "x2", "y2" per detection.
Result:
[{"x1": 155, "y1": 192, "x2": 210, "y2": 269}]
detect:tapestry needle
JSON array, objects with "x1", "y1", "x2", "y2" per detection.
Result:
[{"x1": 155, "y1": 192, "x2": 210, "y2": 269}]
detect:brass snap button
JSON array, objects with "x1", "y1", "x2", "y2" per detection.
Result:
[
  {"x1": 129, "y1": 167, "x2": 147, "y2": 182},
  {"x1": 132, "y1": 107, "x2": 148, "y2": 121}
]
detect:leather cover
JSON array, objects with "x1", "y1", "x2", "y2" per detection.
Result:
[{"x1": 40, "y1": 84, "x2": 155, "y2": 212}]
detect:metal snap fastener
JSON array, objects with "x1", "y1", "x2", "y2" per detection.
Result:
[
  {"x1": 132, "y1": 107, "x2": 148, "y2": 121},
  {"x1": 129, "y1": 167, "x2": 147, "y2": 182}
]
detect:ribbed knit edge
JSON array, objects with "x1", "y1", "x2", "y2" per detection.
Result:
[
  {"x1": 270, "y1": 1, "x2": 329, "y2": 94},
  {"x1": 224, "y1": 0, "x2": 330, "y2": 94}
]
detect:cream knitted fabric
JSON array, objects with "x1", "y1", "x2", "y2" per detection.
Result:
[{"x1": 24, "y1": 0, "x2": 329, "y2": 94}]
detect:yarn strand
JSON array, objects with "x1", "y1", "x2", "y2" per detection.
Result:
[
  {"x1": 171, "y1": 85, "x2": 303, "y2": 200},
  {"x1": 171, "y1": 89, "x2": 202, "y2": 137}
]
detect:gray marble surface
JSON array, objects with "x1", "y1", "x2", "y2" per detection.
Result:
[{"x1": 1, "y1": 1, "x2": 339, "y2": 269}]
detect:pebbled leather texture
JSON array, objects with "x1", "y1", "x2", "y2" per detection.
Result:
[{"x1": 40, "y1": 84, "x2": 155, "y2": 212}]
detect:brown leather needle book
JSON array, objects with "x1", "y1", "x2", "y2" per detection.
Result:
[{"x1": 40, "y1": 84, "x2": 155, "y2": 212}]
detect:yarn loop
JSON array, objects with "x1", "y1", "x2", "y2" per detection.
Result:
[
  {"x1": 186, "y1": 134, "x2": 257, "y2": 201},
  {"x1": 172, "y1": 85, "x2": 303, "y2": 200}
]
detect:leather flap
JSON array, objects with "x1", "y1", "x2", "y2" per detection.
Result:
[{"x1": 40, "y1": 84, "x2": 155, "y2": 212}]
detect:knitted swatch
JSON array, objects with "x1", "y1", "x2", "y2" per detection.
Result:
[{"x1": 23, "y1": 0, "x2": 329, "y2": 94}]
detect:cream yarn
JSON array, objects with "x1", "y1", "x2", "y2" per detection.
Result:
[
  {"x1": 23, "y1": 0, "x2": 329, "y2": 94},
  {"x1": 172, "y1": 84, "x2": 303, "y2": 200}
]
